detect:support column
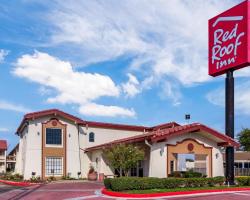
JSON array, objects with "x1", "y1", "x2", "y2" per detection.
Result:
[{"x1": 225, "y1": 70, "x2": 235, "y2": 185}]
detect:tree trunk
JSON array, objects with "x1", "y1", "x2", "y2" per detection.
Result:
[
  {"x1": 125, "y1": 170, "x2": 129, "y2": 177},
  {"x1": 119, "y1": 167, "x2": 122, "y2": 177}
]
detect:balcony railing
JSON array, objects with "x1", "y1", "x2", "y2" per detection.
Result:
[{"x1": 6, "y1": 156, "x2": 16, "y2": 162}]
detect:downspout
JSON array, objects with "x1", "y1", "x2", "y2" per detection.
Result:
[
  {"x1": 145, "y1": 139, "x2": 152, "y2": 148},
  {"x1": 145, "y1": 139, "x2": 152, "y2": 177},
  {"x1": 77, "y1": 124, "x2": 82, "y2": 178}
]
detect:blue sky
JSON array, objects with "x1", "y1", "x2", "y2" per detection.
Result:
[{"x1": 1, "y1": 0, "x2": 250, "y2": 151}]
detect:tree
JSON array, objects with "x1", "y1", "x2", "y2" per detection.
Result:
[
  {"x1": 238, "y1": 128, "x2": 250, "y2": 151},
  {"x1": 103, "y1": 144, "x2": 144, "y2": 177}
]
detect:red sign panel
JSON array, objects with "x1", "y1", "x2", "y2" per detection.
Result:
[{"x1": 209, "y1": 1, "x2": 249, "y2": 77}]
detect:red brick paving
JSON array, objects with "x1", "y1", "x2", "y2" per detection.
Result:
[{"x1": 0, "y1": 181, "x2": 250, "y2": 200}]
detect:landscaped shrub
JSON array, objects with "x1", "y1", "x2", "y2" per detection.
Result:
[
  {"x1": 236, "y1": 177, "x2": 250, "y2": 186},
  {"x1": 29, "y1": 176, "x2": 42, "y2": 183},
  {"x1": 168, "y1": 170, "x2": 203, "y2": 178},
  {"x1": 0, "y1": 173, "x2": 24, "y2": 181},
  {"x1": 104, "y1": 178, "x2": 112, "y2": 189},
  {"x1": 183, "y1": 171, "x2": 203, "y2": 178},
  {"x1": 61, "y1": 175, "x2": 76, "y2": 180},
  {"x1": 105, "y1": 176, "x2": 225, "y2": 191}
]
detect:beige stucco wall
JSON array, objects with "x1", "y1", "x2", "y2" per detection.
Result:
[
  {"x1": 17, "y1": 115, "x2": 143, "y2": 179},
  {"x1": 149, "y1": 142, "x2": 167, "y2": 177},
  {"x1": 79, "y1": 126, "x2": 143, "y2": 177},
  {"x1": 15, "y1": 114, "x2": 224, "y2": 179},
  {"x1": 0, "y1": 150, "x2": 6, "y2": 173}
]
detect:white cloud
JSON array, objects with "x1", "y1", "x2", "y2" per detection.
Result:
[
  {"x1": 43, "y1": 0, "x2": 239, "y2": 105},
  {"x1": 160, "y1": 81, "x2": 181, "y2": 106},
  {"x1": 206, "y1": 81, "x2": 250, "y2": 115},
  {"x1": 0, "y1": 49, "x2": 9, "y2": 63},
  {"x1": 0, "y1": 100, "x2": 31, "y2": 113},
  {"x1": 79, "y1": 103, "x2": 135, "y2": 117},
  {"x1": 0, "y1": 128, "x2": 10, "y2": 132},
  {"x1": 13, "y1": 51, "x2": 135, "y2": 117},
  {"x1": 122, "y1": 73, "x2": 140, "y2": 98}
]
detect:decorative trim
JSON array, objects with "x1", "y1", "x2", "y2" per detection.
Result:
[
  {"x1": 166, "y1": 138, "x2": 212, "y2": 177},
  {"x1": 41, "y1": 118, "x2": 67, "y2": 180},
  {"x1": 167, "y1": 138, "x2": 213, "y2": 150}
]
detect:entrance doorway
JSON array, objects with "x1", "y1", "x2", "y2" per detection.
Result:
[{"x1": 167, "y1": 139, "x2": 212, "y2": 177}]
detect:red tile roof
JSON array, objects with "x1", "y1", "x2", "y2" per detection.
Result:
[
  {"x1": 0, "y1": 140, "x2": 7, "y2": 150},
  {"x1": 16, "y1": 109, "x2": 239, "y2": 150},
  {"x1": 16, "y1": 109, "x2": 180, "y2": 134},
  {"x1": 85, "y1": 123, "x2": 239, "y2": 152},
  {"x1": 85, "y1": 132, "x2": 154, "y2": 152},
  {"x1": 151, "y1": 123, "x2": 238, "y2": 146}
]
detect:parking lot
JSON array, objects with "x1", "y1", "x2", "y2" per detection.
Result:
[{"x1": 0, "y1": 181, "x2": 250, "y2": 200}]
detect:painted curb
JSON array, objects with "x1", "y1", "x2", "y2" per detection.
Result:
[
  {"x1": 101, "y1": 187, "x2": 250, "y2": 198},
  {"x1": 0, "y1": 179, "x2": 40, "y2": 187}
]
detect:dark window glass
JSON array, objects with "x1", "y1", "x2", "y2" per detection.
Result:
[
  {"x1": 89, "y1": 132, "x2": 95, "y2": 142},
  {"x1": 239, "y1": 162, "x2": 243, "y2": 168},
  {"x1": 46, "y1": 128, "x2": 62, "y2": 145},
  {"x1": 130, "y1": 167, "x2": 137, "y2": 176},
  {"x1": 170, "y1": 160, "x2": 174, "y2": 173}
]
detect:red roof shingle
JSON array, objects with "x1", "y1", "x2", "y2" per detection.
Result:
[
  {"x1": 85, "y1": 123, "x2": 239, "y2": 152},
  {"x1": 0, "y1": 140, "x2": 7, "y2": 150}
]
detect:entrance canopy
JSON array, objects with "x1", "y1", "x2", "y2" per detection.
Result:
[{"x1": 85, "y1": 123, "x2": 239, "y2": 152}]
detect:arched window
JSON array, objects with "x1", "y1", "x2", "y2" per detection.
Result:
[{"x1": 89, "y1": 132, "x2": 95, "y2": 142}]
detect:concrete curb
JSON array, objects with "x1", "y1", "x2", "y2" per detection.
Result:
[
  {"x1": 0, "y1": 179, "x2": 40, "y2": 187},
  {"x1": 101, "y1": 187, "x2": 250, "y2": 198}
]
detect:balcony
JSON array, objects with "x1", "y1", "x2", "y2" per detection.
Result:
[{"x1": 6, "y1": 155, "x2": 16, "y2": 163}]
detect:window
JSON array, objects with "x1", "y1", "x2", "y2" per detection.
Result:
[
  {"x1": 130, "y1": 167, "x2": 137, "y2": 176},
  {"x1": 46, "y1": 128, "x2": 62, "y2": 145},
  {"x1": 170, "y1": 160, "x2": 174, "y2": 174},
  {"x1": 89, "y1": 132, "x2": 95, "y2": 142},
  {"x1": 46, "y1": 157, "x2": 63, "y2": 176},
  {"x1": 244, "y1": 162, "x2": 250, "y2": 169}
]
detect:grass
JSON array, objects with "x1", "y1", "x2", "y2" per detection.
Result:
[{"x1": 122, "y1": 186, "x2": 250, "y2": 194}]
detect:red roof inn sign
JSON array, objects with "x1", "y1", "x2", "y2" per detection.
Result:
[
  {"x1": 209, "y1": 1, "x2": 249, "y2": 76},
  {"x1": 209, "y1": 1, "x2": 250, "y2": 185}
]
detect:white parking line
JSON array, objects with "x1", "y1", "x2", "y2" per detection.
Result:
[
  {"x1": 232, "y1": 192, "x2": 250, "y2": 196},
  {"x1": 64, "y1": 195, "x2": 98, "y2": 200},
  {"x1": 64, "y1": 190, "x2": 106, "y2": 200}
]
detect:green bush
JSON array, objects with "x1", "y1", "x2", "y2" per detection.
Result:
[
  {"x1": 61, "y1": 175, "x2": 76, "y2": 180},
  {"x1": 168, "y1": 170, "x2": 203, "y2": 178},
  {"x1": 104, "y1": 178, "x2": 112, "y2": 189},
  {"x1": 0, "y1": 173, "x2": 24, "y2": 181},
  {"x1": 106, "y1": 176, "x2": 225, "y2": 191},
  {"x1": 236, "y1": 177, "x2": 250, "y2": 186},
  {"x1": 30, "y1": 176, "x2": 41, "y2": 183}
]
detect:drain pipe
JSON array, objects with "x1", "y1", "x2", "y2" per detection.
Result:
[
  {"x1": 145, "y1": 139, "x2": 152, "y2": 148},
  {"x1": 145, "y1": 139, "x2": 152, "y2": 177}
]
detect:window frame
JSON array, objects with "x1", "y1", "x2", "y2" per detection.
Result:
[
  {"x1": 45, "y1": 157, "x2": 63, "y2": 176},
  {"x1": 89, "y1": 132, "x2": 95, "y2": 142},
  {"x1": 45, "y1": 128, "x2": 63, "y2": 148}
]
